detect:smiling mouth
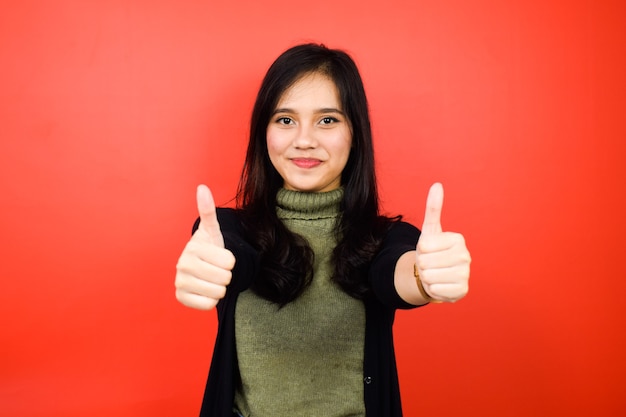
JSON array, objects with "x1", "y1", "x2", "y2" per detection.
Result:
[{"x1": 291, "y1": 158, "x2": 322, "y2": 168}]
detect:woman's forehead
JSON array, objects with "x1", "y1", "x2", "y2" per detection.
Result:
[{"x1": 275, "y1": 72, "x2": 341, "y2": 110}]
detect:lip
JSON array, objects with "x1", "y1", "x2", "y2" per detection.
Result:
[{"x1": 291, "y1": 158, "x2": 322, "y2": 169}]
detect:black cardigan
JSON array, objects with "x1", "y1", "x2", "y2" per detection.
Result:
[{"x1": 194, "y1": 208, "x2": 421, "y2": 417}]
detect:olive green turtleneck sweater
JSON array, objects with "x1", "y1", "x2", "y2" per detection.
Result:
[{"x1": 233, "y1": 187, "x2": 366, "y2": 417}]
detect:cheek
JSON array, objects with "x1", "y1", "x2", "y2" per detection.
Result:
[
  {"x1": 266, "y1": 131, "x2": 289, "y2": 173},
  {"x1": 335, "y1": 133, "x2": 352, "y2": 161},
  {"x1": 266, "y1": 127, "x2": 289, "y2": 150},
  {"x1": 265, "y1": 130, "x2": 280, "y2": 159}
]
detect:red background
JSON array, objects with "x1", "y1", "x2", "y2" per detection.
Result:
[{"x1": 1, "y1": 1, "x2": 625, "y2": 416}]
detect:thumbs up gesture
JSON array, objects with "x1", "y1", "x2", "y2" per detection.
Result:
[
  {"x1": 415, "y1": 183, "x2": 471, "y2": 303},
  {"x1": 175, "y1": 185, "x2": 236, "y2": 310}
]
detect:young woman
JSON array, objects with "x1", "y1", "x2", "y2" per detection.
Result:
[{"x1": 175, "y1": 43, "x2": 471, "y2": 417}]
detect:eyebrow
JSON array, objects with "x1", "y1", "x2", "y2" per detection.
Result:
[{"x1": 272, "y1": 107, "x2": 345, "y2": 116}]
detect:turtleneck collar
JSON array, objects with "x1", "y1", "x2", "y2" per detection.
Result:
[{"x1": 276, "y1": 187, "x2": 344, "y2": 220}]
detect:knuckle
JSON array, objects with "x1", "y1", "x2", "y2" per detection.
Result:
[
  {"x1": 225, "y1": 251, "x2": 236, "y2": 270},
  {"x1": 174, "y1": 273, "x2": 186, "y2": 290},
  {"x1": 415, "y1": 257, "x2": 428, "y2": 272},
  {"x1": 415, "y1": 251, "x2": 425, "y2": 265},
  {"x1": 214, "y1": 284, "x2": 227, "y2": 300},
  {"x1": 223, "y1": 270, "x2": 233, "y2": 285},
  {"x1": 175, "y1": 288, "x2": 189, "y2": 304},
  {"x1": 212, "y1": 269, "x2": 232, "y2": 287},
  {"x1": 419, "y1": 269, "x2": 433, "y2": 285},
  {"x1": 175, "y1": 256, "x2": 187, "y2": 272}
]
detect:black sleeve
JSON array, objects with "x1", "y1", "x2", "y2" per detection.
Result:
[
  {"x1": 368, "y1": 221, "x2": 421, "y2": 309},
  {"x1": 191, "y1": 208, "x2": 259, "y2": 293}
]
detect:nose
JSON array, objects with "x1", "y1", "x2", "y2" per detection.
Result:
[{"x1": 293, "y1": 125, "x2": 317, "y2": 149}]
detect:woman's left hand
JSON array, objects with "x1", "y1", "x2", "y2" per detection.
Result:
[{"x1": 415, "y1": 183, "x2": 471, "y2": 303}]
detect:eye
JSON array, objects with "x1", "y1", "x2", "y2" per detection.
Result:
[
  {"x1": 276, "y1": 117, "x2": 293, "y2": 125},
  {"x1": 320, "y1": 117, "x2": 339, "y2": 125}
]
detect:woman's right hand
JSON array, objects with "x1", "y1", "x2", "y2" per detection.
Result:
[{"x1": 175, "y1": 185, "x2": 236, "y2": 310}]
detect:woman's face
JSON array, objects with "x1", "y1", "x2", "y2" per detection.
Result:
[{"x1": 266, "y1": 72, "x2": 352, "y2": 193}]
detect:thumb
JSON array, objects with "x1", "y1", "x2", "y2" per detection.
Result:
[
  {"x1": 196, "y1": 184, "x2": 225, "y2": 247},
  {"x1": 421, "y1": 182, "x2": 444, "y2": 235}
]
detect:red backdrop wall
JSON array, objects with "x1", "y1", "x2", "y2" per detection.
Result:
[{"x1": 1, "y1": 0, "x2": 624, "y2": 416}]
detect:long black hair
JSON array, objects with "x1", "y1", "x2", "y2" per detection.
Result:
[{"x1": 236, "y1": 43, "x2": 397, "y2": 305}]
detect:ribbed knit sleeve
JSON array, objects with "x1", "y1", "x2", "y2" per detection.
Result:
[{"x1": 368, "y1": 221, "x2": 421, "y2": 309}]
